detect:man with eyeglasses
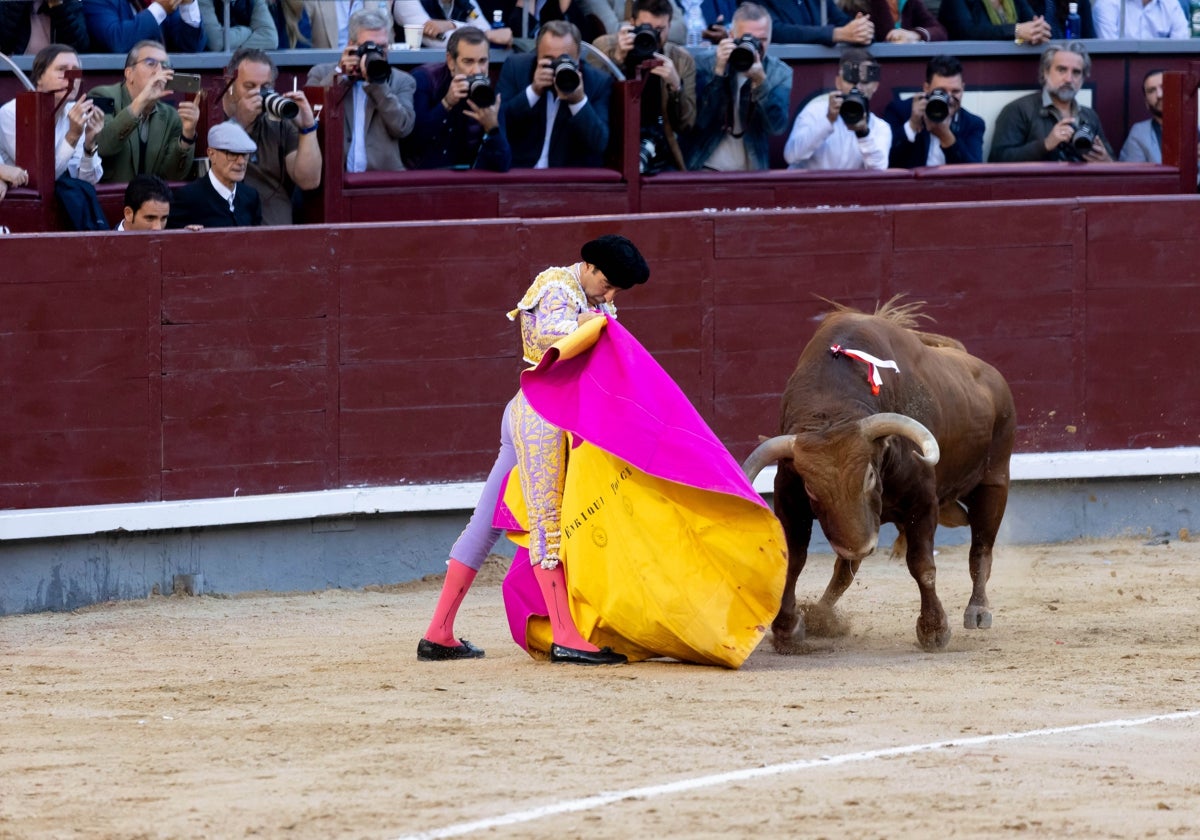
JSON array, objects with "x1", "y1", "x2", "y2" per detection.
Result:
[
  {"x1": 169, "y1": 121, "x2": 263, "y2": 227},
  {"x1": 87, "y1": 40, "x2": 199, "y2": 183},
  {"x1": 883, "y1": 54, "x2": 984, "y2": 168},
  {"x1": 83, "y1": 0, "x2": 206, "y2": 53},
  {"x1": 590, "y1": 0, "x2": 694, "y2": 173}
]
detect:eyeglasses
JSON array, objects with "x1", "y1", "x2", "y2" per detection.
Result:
[
  {"x1": 213, "y1": 149, "x2": 251, "y2": 160},
  {"x1": 131, "y1": 56, "x2": 171, "y2": 71}
]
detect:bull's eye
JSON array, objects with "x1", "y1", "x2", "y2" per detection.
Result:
[{"x1": 863, "y1": 464, "x2": 878, "y2": 494}]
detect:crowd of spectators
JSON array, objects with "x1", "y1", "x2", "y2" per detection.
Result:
[{"x1": 0, "y1": 0, "x2": 1197, "y2": 226}]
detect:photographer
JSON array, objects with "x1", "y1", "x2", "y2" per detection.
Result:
[
  {"x1": 407, "y1": 28, "x2": 511, "y2": 172},
  {"x1": 591, "y1": 0, "x2": 695, "y2": 173},
  {"x1": 86, "y1": 40, "x2": 198, "y2": 184},
  {"x1": 989, "y1": 42, "x2": 1113, "y2": 164},
  {"x1": 884, "y1": 55, "x2": 984, "y2": 169},
  {"x1": 686, "y1": 3, "x2": 791, "y2": 171},
  {"x1": 223, "y1": 47, "x2": 321, "y2": 225},
  {"x1": 495, "y1": 20, "x2": 611, "y2": 169},
  {"x1": 784, "y1": 47, "x2": 888, "y2": 171},
  {"x1": 306, "y1": 7, "x2": 416, "y2": 173}
]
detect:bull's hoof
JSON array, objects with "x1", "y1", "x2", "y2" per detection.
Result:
[
  {"x1": 770, "y1": 614, "x2": 806, "y2": 655},
  {"x1": 963, "y1": 605, "x2": 992, "y2": 630},
  {"x1": 800, "y1": 602, "x2": 849, "y2": 638},
  {"x1": 771, "y1": 634, "x2": 807, "y2": 655},
  {"x1": 916, "y1": 617, "x2": 951, "y2": 651}
]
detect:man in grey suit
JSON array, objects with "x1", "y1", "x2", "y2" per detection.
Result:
[{"x1": 307, "y1": 7, "x2": 416, "y2": 172}]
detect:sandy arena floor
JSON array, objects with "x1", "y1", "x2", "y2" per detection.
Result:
[{"x1": 2, "y1": 536, "x2": 1199, "y2": 839}]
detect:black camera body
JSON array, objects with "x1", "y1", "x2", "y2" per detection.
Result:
[
  {"x1": 924, "y1": 88, "x2": 951, "y2": 124},
  {"x1": 630, "y1": 23, "x2": 659, "y2": 62},
  {"x1": 260, "y1": 86, "x2": 300, "y2": 120},
  {"x1": 837, "y1": 61, "x2": 879, "y2": 126},
  {"x1": 550, "y1": 54, "x2": 581, "y2": 95},
  {"x1": 465, "y1": 73, "x2": 496, "y2": 108},
  {"x1": 1070, "y1": 122, "x2": 1097, "y2": 152},
  {"x1": 355, "y1": 41, "x2": 390, "y2": 84},
  {"x1": 840, "y1": 61, "x2": 880, "y2": 86},
  {"x1": 728, "y1": 34, "x2": 762, "y2": 74}
]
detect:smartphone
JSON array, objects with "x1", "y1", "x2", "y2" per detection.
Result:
[
  {"x1": 166, "y1": 73, "x2": 203, "y2": 95},
  {"x1": 90, "y1": 95, "x2": 116, "y2": 115}
]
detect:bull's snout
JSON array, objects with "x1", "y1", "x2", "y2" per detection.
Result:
[{"x1": 828, "y1": 535, "x2": 878, "y2": 562}]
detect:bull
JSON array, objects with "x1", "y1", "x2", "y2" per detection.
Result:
[{"x1": 743, "y1": 299, "x2": 1015, "y2": 652}]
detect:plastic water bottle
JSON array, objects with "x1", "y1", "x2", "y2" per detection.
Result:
[
  {"x1": 492, "y1": 9, "x2": 504, "y2": 29},
  {"x1": 1064, "y1": 2, "x2": 1082, "y2": 38},
  {"x1": 1191, "y1": 0, "x2": 1200, "y2": 37},
  {"x1": 684, "y1": 0, "x2": 705, "y2": 48}
]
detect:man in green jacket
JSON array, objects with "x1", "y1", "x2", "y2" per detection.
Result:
[{"x1": 88, "y1": 39, "x2": 199, "y2": 183}]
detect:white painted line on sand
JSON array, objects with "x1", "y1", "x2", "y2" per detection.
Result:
[{"x1": 391, "y1": 709, "x2": 1200, "y2": 840}]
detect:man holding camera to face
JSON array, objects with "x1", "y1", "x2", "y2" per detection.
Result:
[
  {"x1": 989, "y1": 42, "x2": 1113, "y2": 164},
  {"x1": 884, "y1": 55, "x2": 984, "y2": 168},
  {"x1": 307, "y1": 7, "x2": 416, "y2": 172},
  {"x1": 496, "y1": 20, "x2": 612, "y2": 169},
  {"x1": 407, "y1": 27, "x2": 512, "y2": 171},
  {"x1": 784, "y1": 47, "x2": 889, "y2": 171},
  {"x1": 686, "y1": 3, "x2": 791, "y2": 171},
  {"x1": 223, "y1": 47, "x2": 321, "y2": 225},
  {"x1": 591, "y1": 0, "x2": 695, "y2": 173},
  {"x1": 86, "y1": 40, "x2": 198, "y2": 184}
]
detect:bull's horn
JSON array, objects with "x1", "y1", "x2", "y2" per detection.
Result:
[
  {"x1": 859, "y1": 413, "x2": 940, "y2": 466},
  {"x1": 742, "y1": 435, "x2": 797, "y2": 480}
]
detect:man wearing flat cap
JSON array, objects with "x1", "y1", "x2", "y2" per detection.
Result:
[{"x1": 169, "y1": 120, "x2": 263, "y2": 228}]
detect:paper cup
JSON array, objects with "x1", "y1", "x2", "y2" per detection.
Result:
[{"x1": 403, "y1": 24, "x2": 422, "y2": 49}]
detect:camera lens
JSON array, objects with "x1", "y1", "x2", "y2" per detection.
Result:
[
  {"x1": 1071, "y1": 123, "x2": 1096, "y2": 152},
  {"x1": 839, "y1": 88, "x2": 868, "y2": 126},
  {"x1": 551, "y1": 55, "x2": 581, "y2": 94},
  {"x1": 924, "y1": 89, "x2": 950, "y2": 124},
  {"x1": 357, "y1": 42, "x2": 390, "y2": 84},
  {"x1": 631, "y1": 23, "x2": 658, "y2": 61},
  {"x1": 261, "y1": 88, "x2": 300, "y2": 120},
  {"x1": 465, "y1": 73, "x2": 495, "y2": 108},
  {"x1": 728, "y1": 35, "x2": 759, "y2": 74}
]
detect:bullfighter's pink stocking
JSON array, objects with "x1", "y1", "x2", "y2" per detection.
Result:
[
  {"x1": 532, "y1": 562, "x2": 598, "y2": 651},
  {"x1": 423, "y1": 559, "x2": 477, "y2": 646}
]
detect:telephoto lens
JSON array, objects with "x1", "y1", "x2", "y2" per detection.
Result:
[
  {"x1": 1071, "y1": 123, "x2": 1097, "y2": 152},
  {"x1": 728, "y1": 34, "x2": 760, "y2": 74},
  {"x1": 630, "y1": 23, "x2": 658, "y2": 62},
  {"x1": 551, "y1": 54, "x2": 581, "y2": 94},
  {"x1": 924, "y1": 88, "x2": 951, "y2": 124},
  {"x1": 356, "y1": 41, "x2": 390, "y2": 84},
  {"x1": 839, "y1": 88, "x2": 868, "y2": 126},
  {"x1": 465, "y1": 73, "x2": 495, "y2": 108},
  {"x1": 260, "y1": 87, "x2": 300, "y2": 120}
]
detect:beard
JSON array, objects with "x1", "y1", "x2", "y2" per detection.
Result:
[
  {"x1": 1049, "y1": 84, "x2": 1078, "y2": 102},
  {"x1": 1149, "y1": 104, "x2": 1163, "y2": 119}
]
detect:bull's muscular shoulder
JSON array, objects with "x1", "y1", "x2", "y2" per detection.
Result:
[{"x1": 914, "y1": 330, "x2": 967, "y2": 353}]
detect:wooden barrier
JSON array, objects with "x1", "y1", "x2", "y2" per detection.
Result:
[{"x1": 1, "y1": 196, "x2": 1197, "y2": 511}]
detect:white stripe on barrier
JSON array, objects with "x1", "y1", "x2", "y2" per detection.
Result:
[
  {"x1": 390, "y1": 709, "x2": 1200, "y2": 840},
  {"x1": 1, "y1": 447, "x2": 1198, "y2": 541}
]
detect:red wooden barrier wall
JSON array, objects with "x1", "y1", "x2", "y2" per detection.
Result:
[{"x1": 1, "y1": 196, "x2": 1197, "y2": 511}]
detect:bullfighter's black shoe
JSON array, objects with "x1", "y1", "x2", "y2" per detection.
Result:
[
  {"x1": 549, "y1": 644, "x2": 627, "y2": 665},
  {"x1": 417, "y1": 638, "x2": 485, "y2": 661}
]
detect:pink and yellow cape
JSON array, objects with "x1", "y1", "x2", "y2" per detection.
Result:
[{"x1": 497, "y1": 316, "x2": 786, "y2": 669}]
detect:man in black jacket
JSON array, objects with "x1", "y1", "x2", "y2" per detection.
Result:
[
  {"x1": 0, "y1": 0, "x2": 90, "y2": 55},
  {"x1": 170, "y1": 121, "x2": 263, "y2": 228},
  {"x1": 884, "y1": 55, "x2": 986, "y2": 169}
]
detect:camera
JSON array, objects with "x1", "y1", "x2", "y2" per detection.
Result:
[
  {"x1": 465, "y1": 73, "x2": 495, "y2": 108},
  {"x1": 838, "y1": 61, "x2": 880, "y2": 126},
  {"x1": 260, "y1": 86, "x2": 300, "y2": 120},
  {"x1": 355, "y1": 41, "x2": 390, "y2": 84},
  {"x1": 630, "y1": 23, "x2": 659, "y2": 62},
  {"x1": 1070, "y1": 122, "x2": 1097, "y2": 152},
  {"x1": 550, "y1": 54, "x2": 581, "y2": 95},
  {"x1": 924, "y1": 88, "x2": 951, "y2": 124},
  {"x1": 728, "y1": 34, "x2": 761, "y2": 74}
]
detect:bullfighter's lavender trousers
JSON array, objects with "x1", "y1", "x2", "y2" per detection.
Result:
[{"x1": 448, "y1": 396, "x2": 517, "y2": 571}]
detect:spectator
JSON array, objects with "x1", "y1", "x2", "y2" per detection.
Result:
[
  {"x1": 406, "y1": 28, "x2": 512, "y2": 171},
  {"x1": 268, "y1": 0, "x2": 312, "y2": 47},
  {"x1": 1042, "y1": 0, "x2": 1096, "y2": 38},
  {"x1": 222, "y1": 47, "x2": 321, "y2": 224},
  {"x1": 0, "y1": 163, "x2": 31, "y2": 203},
  {"x1": 592, "y1": 0, "x2": 696, "y2": 173},
  {"x1": 0, "y1": 0, "x2": 91, "y2": 56},
  {"x1": 305, "y1": 0, "x2": 390, "y2": 49},
  {"x1": 989, "y1": 42, "x2": 1114, "y2": 163},
  {"x1": 86, "y1": 40, "x2": 198, "y2": 183},
  {"x1": 937, "y1": 0, "x2": 1052, "y2": 43},
  {"x1": 1093, "y1": 0, "x2": 1188, "y2": 38},
  {"x1": 494, "y1": 0, "x2": 595, "y2": 48},
  {"x1": 784, "y1": 47, "x2": 890, "y2": 171},
  {"x1": 392, "y1": 0, "x2": 514, "y2": 48},
  {"x1": 1119, "y1": 69, "x2": 1188, "y2": 163},
  {"x1": 685, "y1": 3, "x2": 791, "y2": 171},
  {"x1": 758, "y1": 0, "x2": 873, "y2": 45},
  {"x1": 495, "y1": 20, "x2": 612, "y2": 168},
  {"x1": 307, "y1": 7, "x2": 417, "y2": 172},
  {"x1": 118, "y1": 172, "x2": 172, "y2": 229},
  {"x1": 198, "y1": 0, "x2": 279, "y2": 51},
  {"x1": 170, "y1": 120, "x2": 262, "y2": 227},
  {"x1": 839, "y1": 0, "x2": 947, "y2": 40},
  {"x1": 0, "y1": 45, "x2": 104, "y2": 184},
  {"x1": 884, "y1": 54, "x2": 985, "y2": 167},
  {"x1": 83, "y1": 0, "x2": 207, "y2": 53}
]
